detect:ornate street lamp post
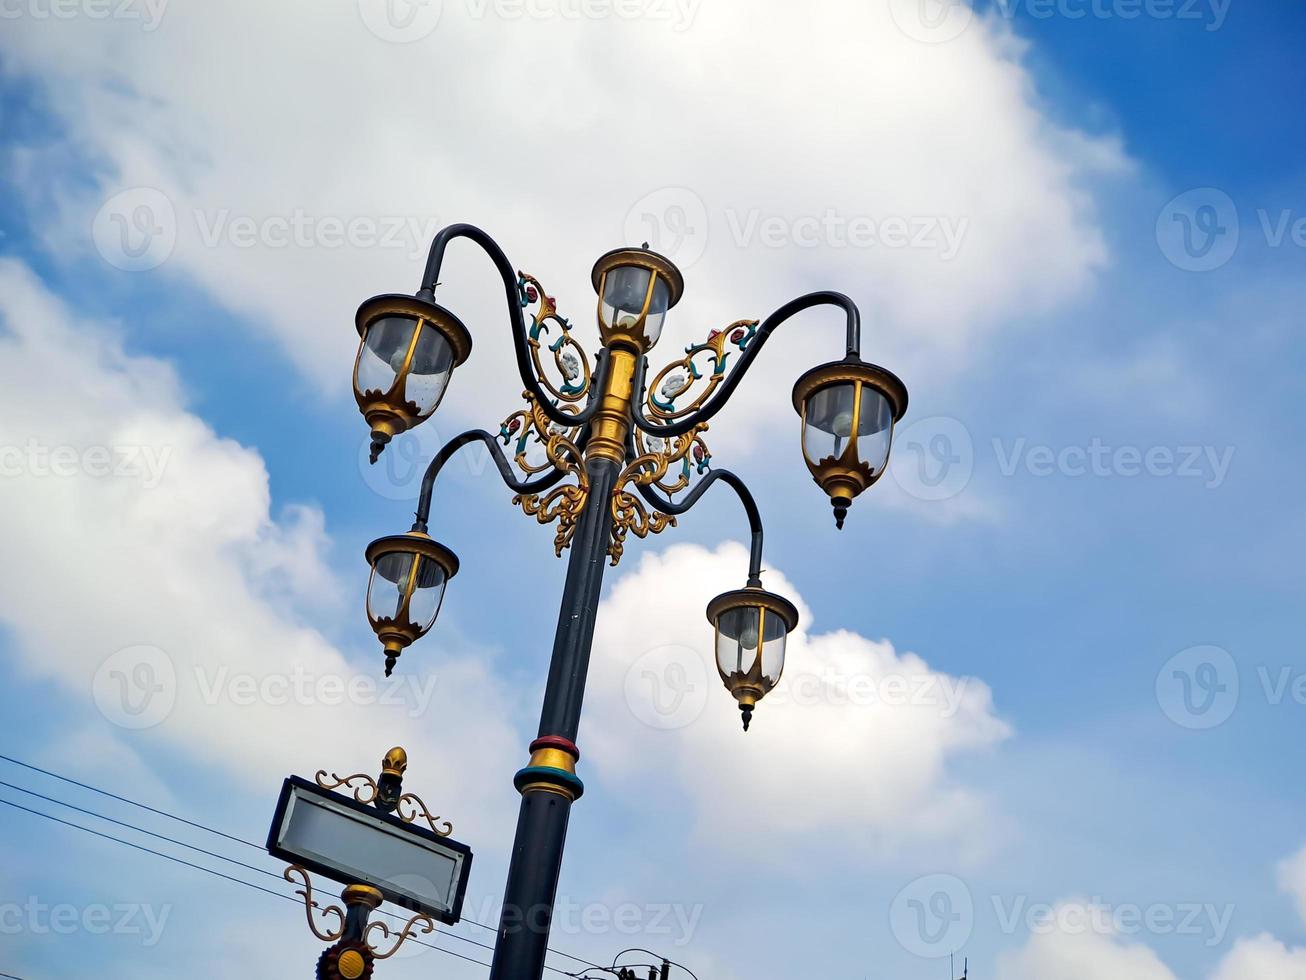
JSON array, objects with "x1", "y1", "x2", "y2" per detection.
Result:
[{"x1": 350, "y1": 223, "x2": 908, "y2": 980}]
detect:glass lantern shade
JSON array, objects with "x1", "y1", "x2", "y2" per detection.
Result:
[
  {"x1": 354, "y1": 294, "x2": 472, "y2": 463},
  {"x1": 792, "y1": 358, "x2": 908, "y2": 528},
  {"x1": 364, "y1": 532, "x2": 460, "y2": 676},
  {"x1": 706, "y1": 587, "x2": 800, "y2": 730},
  {"x1": 590, "y1": 247, "x2": 684, "y2": 351},
  {"x1": 801, "y1": 381, "x2": 894, "y2": 475}
]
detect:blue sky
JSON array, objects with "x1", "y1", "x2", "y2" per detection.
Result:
[{"x1": 1, "y1": 2, "x2": 1305, "y2": 979}]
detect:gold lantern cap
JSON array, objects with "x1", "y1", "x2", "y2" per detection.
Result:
[
  {"x1": 590, "y1": 246, "x2": 685, "y2": 308},
  {"x1": 354, "y1": 292, "x2": 473, "y2": 366},
  {"x1": 790, "y1": 356, "x2": 908, "y2": 421}
]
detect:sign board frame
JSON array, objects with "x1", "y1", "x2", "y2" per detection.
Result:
[{"x1": 266, "y1": 775, "x2": 472, "y2": 924}]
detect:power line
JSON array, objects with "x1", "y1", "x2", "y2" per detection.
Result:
[
  {"x1": 0, "y1": 752, "x2": 251, "y2": 849},
  {"x1": 0, "y1": 794, "x2": 503, "y2": 971},
  {"x1": 2, "y1": 781, "x2": 699, "y2": 980},
  {"x1": 0, "y1": 753, "x2": 603, "y2": 973}
]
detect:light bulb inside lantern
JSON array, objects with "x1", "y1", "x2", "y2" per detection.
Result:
[
  {"x1": 389, "y1": 345, "x2": 410, "y2": 374},
  {"x1": 738, "y1": 626, "x2": 760, "y2": 650},
  {"x1": 832, "y1": 410, "x2": 854, "y2": 438}
]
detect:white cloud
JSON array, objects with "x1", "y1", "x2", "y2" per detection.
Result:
[
  {"x1": 1211, "y1": 934, "x2": 1306, "y2": 980},
  {"x1": 996, "y1": 901, "x2": 1179, "y2": 980},
  {"x1": 0, "y1": 258, "x2": 520, "y2": 840},
  {"x1": 1, "y1": 0, "x2": 1126, "y2": 459},
  {"x1": 1279, "y1": 844, "x2": 1306, "y2": 928},
  {"x1": 582, "y1": 541, "x2": 1009, "y2": 862}
]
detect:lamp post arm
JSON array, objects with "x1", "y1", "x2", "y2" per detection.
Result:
[
  {"x1": 630, "y1": 290, "x2": 861, "y2": 438},
  {"x1": 413, "y1": 429, "x2": 568, "y2": 533},
  {"x1": 634, "y1": 469, "x2": 765, "y2": 586},
  {"x1": 418, "y1": 222, "x2": 609, "y2": 427}
]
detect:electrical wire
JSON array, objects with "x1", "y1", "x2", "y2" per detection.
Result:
[
  {"x1": 0, "y1": 794, "x2": 497, "y2": 970},
  {"x1": 0, "y1": 777, "x2": 506, "y2": 960},
  {"x1": 2, "y1": 787, "x2": 698, "y2": 979},
  {"x1": 0, "y1": 753, "x2": 603, "y2": 973}
]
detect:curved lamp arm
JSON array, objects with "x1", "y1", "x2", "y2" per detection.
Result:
[
  {"x1": 634, "y1": 469, "x2": 765, "y2": 586},
  {"x1": 413, "y1": 429, "x2": 568, "y2": 533},
  {"x1": 631, "y1": 291, "x2": 861, "y2": 438},
  {"x1": 419, "y1": 222, "x2": 610, "y2": 427}
]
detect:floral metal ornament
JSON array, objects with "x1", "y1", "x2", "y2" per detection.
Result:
[
  {"x1": 519, "y1": 271, "x2": 594, "y2": 404},
  {"x1": 501, "y1": 391, "x2": 590, "y2": 556},
  {"x1": 645, "y1": 319, "x2": 759, "y2": 423},
  {"x1": 608, "y1": 424, "x2": 711, "y2": 565},
  {"x1": 314, "y1": 765, "x2": 455, "y2": 837}
]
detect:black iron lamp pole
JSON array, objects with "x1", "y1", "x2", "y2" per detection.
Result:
[{"x1": 349, "y1": 223, "x2": 909, "y2": 980}]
